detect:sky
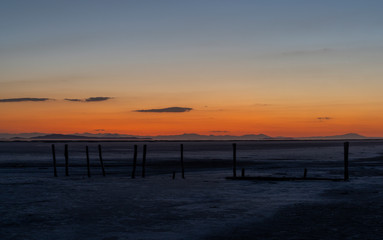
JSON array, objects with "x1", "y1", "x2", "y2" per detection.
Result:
[{"x1": 1, "y1": 0, "x2": 383, "y2": 137}]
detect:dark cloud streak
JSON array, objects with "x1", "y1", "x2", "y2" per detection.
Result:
[
  {"x1": 135, "y1": 107, "x2": 193, "y2": 113},
  {"x1": 64, "y1": 97, "x2": 112, "y2": 102},
  {"x1": 317, "y1": 117, "x2": 333, "y2": 121},
  {"x1": 64, "y1": 98, "x2": 83, "y2": 102},
  {"x1": 85, "y1": 97, "x2": 112, "y2": 102},
  {"x1": 0, "y1": 98, "x2": 51, "y2": 102}
]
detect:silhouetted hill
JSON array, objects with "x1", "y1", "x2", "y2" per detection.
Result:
[
  {"x1": 29, "y1": 134, "x2": 144, "y2": 140},
  {"x1": 153, "y1": 133, "x2": 273, "y2": 140},
  {"x1": 2, "y1": 132, "x2": 382, "y2": 141},
  {"x1": 300, "y1": 133, "x2": 370, "y2": 140}
]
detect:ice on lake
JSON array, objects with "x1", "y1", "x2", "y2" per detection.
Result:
[{"x1": 1, "y1": 140, "x2": 383, "y2": 240}]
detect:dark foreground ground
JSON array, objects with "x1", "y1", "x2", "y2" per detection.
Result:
[
  {"x1": 207, "y1": 185, "x2": 383, "y2": 240},
  {"x1": 1, "y1": 141, "x2": 383, "y2": 240},
  {"x1": 208, "y1": 156, "x2": 383, "y2": 240}
]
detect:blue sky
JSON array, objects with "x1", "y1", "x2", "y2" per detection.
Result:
[{"x1": 1, "y1": 0, "x2": 383, "y2": 136}]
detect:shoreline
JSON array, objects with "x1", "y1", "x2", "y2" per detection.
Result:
[{"x1": 2, "y1": 139, "x2": 383, "y2": 143}]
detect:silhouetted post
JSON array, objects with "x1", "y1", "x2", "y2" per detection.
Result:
[
  {"x1": 181, "y1": 144, "x2": 185, "y2": 179},
  {"x1": 64, "y1": 144, "x2": 69, "y2": 176},
  {"x1": 142, "y1": 144, "x2": 147, "y2": 178},
  {"x1": 98, "y1": 144, "x2": 106, "y2": 176},
  {"x1": 344, "y1": 142, "x2": 349, "y2": 181},
  {"x1": 86, "y1": 146, "x2": 91, "y2": 177},
  {"x1": 241, "y1": 168, "x2": 245, "y2": 177},
  {"x1": 131, "y1": 145, "x2": 137, "y2": 179},
  {"x1": 52, "y1": 144, "x2": 57, "y2": 177},
  {"x1": 303, "y1": 168, "x2": 307, "y2": 179},
  {"x1": 233, "y1": 143, "x2": 237, "y2": 178},
  {"x1": 172, "y1": 171, "x2": 176, "y2": 180}
]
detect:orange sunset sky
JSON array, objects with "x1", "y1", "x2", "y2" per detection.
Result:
[{"x1": 1, "y1": 1, "x2": 383, "y2": 137}]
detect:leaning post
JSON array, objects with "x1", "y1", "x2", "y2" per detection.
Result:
[{"x1": 98, "y1": 144, "x2": 106, "y2": 176}]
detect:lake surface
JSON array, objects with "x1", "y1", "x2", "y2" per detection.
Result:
[
  {"x1": 1, "y1": 140, "x2": 383, "y2": 240},
  {"x1": 0, "y1": 140, "x2": 382, "y2": 178}
]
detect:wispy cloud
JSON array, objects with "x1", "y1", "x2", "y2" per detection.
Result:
[
  {"x1": 134, "y1": 107, "x2": 193, "y2": 113},
  {"x1": 210, "y1": 130, "x2": 230, "y2": 133},
  {"x1": 64, "y1": 98, "x2": 83, "y2": 102},
  {"x1": 280, "y1": 48, "x2": 334, "y2": 57},
  {"x1": 85, "y1": 97, "x2": 112, "y2": 102},
  {"x1": 64, "y1": 97, "x2": 112, "y2": 102},
  {"x1": 253, "y1": 103, "x2": 271, "y2": 107},
  {"x1": 317, "y1": 117, "x2": 333, "y2": 121},
  {"x1": 0, "y1": 98, "x2": 51, "y2": 102}
]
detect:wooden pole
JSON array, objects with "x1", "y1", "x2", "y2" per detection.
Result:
[
  {"x1": 303, "y1": 168, "x2": 307, "y2": 179},
  {"x1": 241, "y1": 168, "x2": 245, "y2": 177},
  {"x1": 181, "y1": 144, "x2": 185, "y2": 179},
  {"x1": 131, "y1": 145, "x2": 137, "y2": 179},
  {"x1": 344, "y1": 142, "x2": 349, "y2": 181},
  {"x1": 64, "y1": 144, "x2": 69, "y2": 176},
  {"x1": 98, "y1": 144, "x2": 106, "y2": 176},
  {"x1": 142, "y1": 144, "x2": 147, "y2": 178},
  {"x1": 172, "y1": 171, "x2": 176, "y2": 180},
  {"x1": 86, "y1": 146, "x2": 91, "y2": 178},
  {"x1": 233, "y1": 143, "x2": 237, "y2": 178},
  {"x1": 52, "y1": 144, "x2": 57, "y2": 177}
]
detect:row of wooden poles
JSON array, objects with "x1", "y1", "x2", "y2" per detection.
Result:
[
  {"x1": 231, "y1": 142, "x2": 350, "y2": 181},
  {"x1": 51, "y1": 144, "x2": 185, "y2": 179},
  {"x1": 52, "y1": 142, "x2": 350, "y2": 180}
]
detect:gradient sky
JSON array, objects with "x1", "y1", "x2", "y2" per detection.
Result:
[{"x1": 1, "y1": 0, "x2": 383, "y2": 137}]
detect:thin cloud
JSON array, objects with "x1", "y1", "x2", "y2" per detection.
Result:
[
  {"x1": 211, "y1": 131, "x2": 230, "y2": 133},
  {"x1": 85, "y1": 97, "x2": 112, "y2": 102},
  {"x1": 134, "y1": 107, "x2": 193, "y2": 113},
  {"x1": 253, "y1": 103, "x2": 271, "y2": 107},
  {"x1": 64, "y1": 98, "x2": 83, "y2": 102},
  {"x1": 317, "y1": 117, "x2": 333, "y2": 121},
  {"x1": 281, "y1": 48, "x2": 334, "y2": 57},
  {"x1": 64, "y1": 97, "x2": 112, "y2": 102},
  {"x1": 0, "y1": 98, "x2": 51, "y2": 102}
]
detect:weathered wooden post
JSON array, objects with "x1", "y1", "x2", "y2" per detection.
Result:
[
  {"x1": 64, "y1": 144, "x2": 69, "y2": 176},
  {"x1": 98, "y1": 144, "x2": 106, "y2": 176},
  {"x1": 172, "y1": 171, "x2": 176, "y2": 180},
  {"x1": 52, "y1": 144, "x2": 57, "y2": 177},
  {"x1": 241, "y1": 168, "x2": 245, "y2": 177},
  {"x1": 131, "y1": 145, "x2": 137, "y2": 179},
  {"x1": 233, "y1": 143, "x2": 237, "y2": 178},
  {"x1": 344, "y1": 142, "x2": 349, "y2": 181},
  {"x1": 303, "y1": 168, "x2": 307, "y2": 179},
  {"x1": 142, "y1": 144, "x2": 147, "y2": 178},
  {"x1": 181, "y1": 144, "x2": 185, "y2": 179},
  {"x1": 86, "y1": 146, "x2": 91, "y2": 178}
]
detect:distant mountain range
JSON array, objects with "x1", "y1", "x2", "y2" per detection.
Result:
[
  {"x1": 29, "y1": 134, "x2": 145, "y2": 140},
  {"x1": 299, "y1": 133, "x2": 369, "y2": 140},
  {"x1": 0, "y1": 132, "x2": 381, "y2": 141},
  {"x1": 152, "y1": 133, "x2": 274, "y2": 140}
]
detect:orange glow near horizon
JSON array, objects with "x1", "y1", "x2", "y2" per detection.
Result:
[
  {"x1": 1, "y1": 99, "x2": 382, "y2": 137},
  {"x1": 2, "y1": 2, "x2": 383, "y2": 138}
]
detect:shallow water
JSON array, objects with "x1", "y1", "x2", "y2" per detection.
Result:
[
  {"x1": 0, "y1": 140, "x2": 382, "y2": 177},
  {"x1": 1, "y1": 140, "x2": 383, "y2": 240}
]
